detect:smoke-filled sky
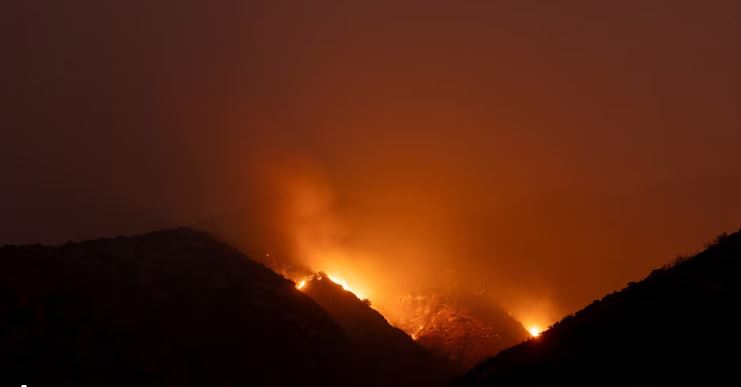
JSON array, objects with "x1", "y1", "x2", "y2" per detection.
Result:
[{"x1": 3, "y1": 0, "x2": 741, "y2": 326}]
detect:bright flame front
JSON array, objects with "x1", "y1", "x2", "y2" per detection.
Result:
[
  {"x1": 326, "y1": 274, "x2": 365, "y2": 300},
  {"x1": 528, "y1": 326, "x2": 542, "y2": 337},
  {"x1": 294, "y1": 273, "x2": 367, "y2": 300}
]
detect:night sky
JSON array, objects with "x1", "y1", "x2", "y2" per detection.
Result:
[{"x1": 3, "y1": 0, "x2": 741, "y2": 326}]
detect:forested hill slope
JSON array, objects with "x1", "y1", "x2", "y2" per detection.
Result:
[{"x1": 455, "y1": 230, "x2": 741, "y2": 387}]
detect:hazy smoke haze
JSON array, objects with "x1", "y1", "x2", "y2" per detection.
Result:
[{"x1": 3, "y1": 0, "x2": 741, "y2": 325}]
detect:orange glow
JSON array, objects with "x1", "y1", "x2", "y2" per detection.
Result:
[
  {"x1": 296, "y1": 279, "x2": 307, "y2": 289},
  {"x1": 528, "y1": 326, "x2": 542, "y2": 337}
]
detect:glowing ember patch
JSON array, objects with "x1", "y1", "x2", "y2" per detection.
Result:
[
  {"x1": 528, "y1": 326, "x2": 542, "y2": 337},
  {"x1": 296, "y1": 280, "x2": 306, "y2": 289}
]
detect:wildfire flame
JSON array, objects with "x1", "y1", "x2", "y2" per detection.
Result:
[
  {"x1": 294, "y1": 272, "x2": 366, "y2": 300},
  {"x1": 528, "y1": 325, "x2": 542, "y2": 337},
  {"x1": 326, "y1": 274, "x2": 365, "y2": 300}
]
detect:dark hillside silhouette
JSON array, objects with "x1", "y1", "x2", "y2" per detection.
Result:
[
  {"x1": 454, "y1": 230, "x2": 741, "y2": 387},
  {"x1": 0, "y1": 229, "x2": 360, "y2": 387}
]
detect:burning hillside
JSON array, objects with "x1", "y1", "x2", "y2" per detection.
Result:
[
  {"x1": 290, "y1": 271, "x2": 530, "y2": 370},
  {"x1": 201, "y1": 193, "x2": 535, "y2": 370},
  {"x1": 389, "y1": 292, "x2": 530, "y2": 371},
  {"x1": 296, "y1": 273, "x2": 453, "y2": 387}
]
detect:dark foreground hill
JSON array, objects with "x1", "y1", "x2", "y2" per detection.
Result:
[
  {"x1": 0, "y1": 229, "x2": 361, "y2": 387},
  {"x1": 454, "y1": 230, "x2": 741, "y2": 387},
  {"x1": 301, "y1": 273, "x2": 454, "y2": 387}
]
